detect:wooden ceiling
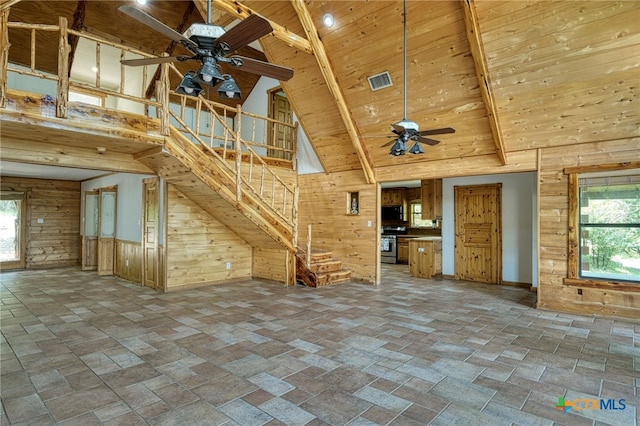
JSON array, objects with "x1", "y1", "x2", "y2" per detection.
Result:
[{"x1": 4, "y1": 0, "x2": 639, "y2": 182}]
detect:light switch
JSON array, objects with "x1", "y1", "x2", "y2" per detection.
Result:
[
  {"x1": 37, "y1": 218, "x2": 44, "y2": 224},
  {"x1": 367, "y1": 221, "x2": 372, "y2": 227}
]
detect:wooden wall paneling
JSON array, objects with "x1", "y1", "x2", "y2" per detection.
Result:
[
  {"x1": 165, "y1": 185, "x2": 252, "y2": 290},
  {"x1": 115, "y1": 239, "x2": 142, "y2": 284},
  {"x1": 298, "y1": 170, "x2": 378, "y2": 283},
  {"x1": 537, "y1": 139, "x2": 640, "y2": 318},
  {"x1": 0, "y1": 177, "x2": 81, "y2": 269},
  {"x1": 253, "y1": 247, "x2": 288, "y2": 284}
]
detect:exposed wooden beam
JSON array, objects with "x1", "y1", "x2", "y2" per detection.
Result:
[
  {"x1": 290, "y1": 0, "x2": 375, "y2": 184},
  {"x1": 0, "y1": 0, "x2": 21, "y2": 11},
  {"x1": 196, "y1": 0, "x2": 312, "y2": 54},
  {"x1": 460, "y1": 0, "x2": 508, "y2": 165},
  {"x1": 144, "y1": 2, "x2": 195, "y2": 99},
  {"x1": 67, "y1": 0, "x2": 87, "y2": 76}
]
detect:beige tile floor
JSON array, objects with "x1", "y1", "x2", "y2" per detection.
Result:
[{"x1": 1, "y1": 266, "x2": 638, "y2": 425}]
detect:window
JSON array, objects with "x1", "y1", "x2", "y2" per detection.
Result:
[
  {"x1": 578, "y1": 173, "x2": 640, "y2": 282},
  {"x1": 565, "y1": 164, "x2": 640, "y2": 290},
  {"x1": 410, "y1": 202, "x2": 434, "y2": 228}
]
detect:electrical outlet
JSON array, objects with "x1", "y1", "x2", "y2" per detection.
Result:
[
  {"x1": 125, "y1": 259, "x2": 129, "y2": 267},
  {"x1": 418, "y1": 247, "x2": 425, "y2": 252},
  {"x1": 367, "y1": 220, "x2": 372, "y2": 227},
  {"x1": 37, "y1": 218, "x2": 44, "y2": 224},
  {"x1": 226, "y1": 262, "x2": 231, "y2": 269}
]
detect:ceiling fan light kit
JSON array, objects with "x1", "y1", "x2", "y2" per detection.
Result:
[
  {"x1": 117, "y1": 0, "x2": 293, "y2": 100},
  {"x1": 176, "y1": 71, "x2": 204, "y2": 97},
  {"x1": 217, "y1": 75, "x2": 242, "y2": 99}
]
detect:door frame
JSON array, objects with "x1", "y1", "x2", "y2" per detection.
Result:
[
  {"x1": 142, "y1": 177, "x2": 159, "y2": 290},
  {"x1": 0, "y1": 191, "x2": 26, "y2": 270},
  {"x1": 454, "y1": 183, "x2": 502, "y2": 284}
]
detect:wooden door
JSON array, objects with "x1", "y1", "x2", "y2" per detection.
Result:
[
  {"x1": 82, "y1": 191, "x2": 99, "y2": 270},
  {"x1": 454, "y1": 183, "x2": 502, "y2": 284},
  {"x1": 142, "y1": 178, "x2": 159, "y2": 289},
  {"x1": 267, "y1": 88, "x2": 293, "y2": 159},
  {"x1": 0, "y1": 192, "x2": 26, "y2": 270},
  {"x1": 97, "y1": 187, "x2": 117, "y2": 276}
]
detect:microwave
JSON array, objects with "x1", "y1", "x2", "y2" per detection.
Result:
[{"x1": 381, "y1": 205, "x2": 403, "y2": 220}]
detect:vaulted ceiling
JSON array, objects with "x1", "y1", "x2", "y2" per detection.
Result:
[{"x1": 5, "y1": 0, "x2": 639, "y2": 183}]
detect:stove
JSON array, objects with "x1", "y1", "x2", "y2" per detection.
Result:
[{"x1": 381, "y1": 226, "x2": 407, "y2": 263}]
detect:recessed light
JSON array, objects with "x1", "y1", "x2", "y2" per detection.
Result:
[
  {"x1": 323, "y1": 13, "x2": 334, "y2": 28},
  {"x1": 91, "y1": 66, "x2": 98, "y2": 73}
]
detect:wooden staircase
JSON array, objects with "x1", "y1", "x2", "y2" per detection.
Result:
[{"x1": 296, "y1": 249, "x2": 351, "y2": 287}]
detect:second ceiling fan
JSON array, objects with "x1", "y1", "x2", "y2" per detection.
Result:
[
  {"x1": 382, "y1": 0, "x2": 455, "y2": 156},
  {"x1": 118, "y1": 0, "x2": 293, "y2": 99}
]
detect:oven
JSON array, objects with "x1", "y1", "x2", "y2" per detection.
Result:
[
  {"x1": 380, "y1": 226, "x2": 406, "y2": 264},
  {"x1": 381, "y1": 234, "x2": 397, "y2": 264}
]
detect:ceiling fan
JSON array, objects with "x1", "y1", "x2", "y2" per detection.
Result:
[
  {"x1": 118, "y1": 0, "x2": 293, "y2": 99},
  {"x1": 382, "y1": 0, "x2": 455, "y2": 156}
]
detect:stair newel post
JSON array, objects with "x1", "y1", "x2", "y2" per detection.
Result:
[
  {"x1": 56, "y1": 16, "x2": 69, "y2": 118},
  {"x1": 0, "y1": 8, "x2": 9, "y2": 109},
  {"x1": 159, "y1": 57, "x2": 170, "y2": 136},
  {"x1": 306, "y1": 224, "x2": 312, "y2": 269},
  {"x1": 235, "y1": 104, "x2": 242, "y2": 202}
]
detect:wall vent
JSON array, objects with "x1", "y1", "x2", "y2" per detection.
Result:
[{"x1": 367, "y1": 71, "x2": 393, "y2": 91}]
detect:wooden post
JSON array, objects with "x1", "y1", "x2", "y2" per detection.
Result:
[
  {"x1": 292, "y1": 186, "x2": 299, "y2": 248},
  {"x1": 56, "y1": 16, "x2": 69, "y2": 118},
  {"x1": 235, "y1": 104, "x2": 242, "y2": 202},
  {"x1": 0, "y1": 8, "x2": 10, "y2": 109},
  {"x1": 159, "y1": 59, "x2": 170, "y2": 136},
  {"x1": 306, "y1": 224, "x2": 311, "y2": 269},
  {"x1": 291, "y1": 121, "x2": 299, "y2": 170}
]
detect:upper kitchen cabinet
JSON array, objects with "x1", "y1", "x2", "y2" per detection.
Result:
[
  {"x1": 381, "y1": 188, "x2": 404, "y2": 206},
  {"x1": 421, "y1": 179, "x2": 443, "y2": 220},
  {"x1": 405, "y1": 187, "x2": 421, "y2": 202}
]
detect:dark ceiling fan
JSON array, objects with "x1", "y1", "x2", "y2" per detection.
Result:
[
  {"x1": 118, "y1": 0, "x2": 293, "y2": 99},
  {"x1": 382, "y1": 0, "x2": 455, "y2": 155}
]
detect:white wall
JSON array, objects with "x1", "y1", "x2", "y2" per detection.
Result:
[
  {"x1": 242, "y1": 76, "x2": 323, "y2": 173},
  {"x1": 442, "y1": 172, "x2": 536, "y2": 285},
  {"x1": 81, "y1": 173, "x2": 156, "y2": 243}
]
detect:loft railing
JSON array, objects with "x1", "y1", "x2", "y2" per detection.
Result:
[
  {"x1": 0, "y1": 12, "x2": 298, "y2": 238},
  {"x1": 0, "y1": 14, "x2": 297, "y2": 166}
]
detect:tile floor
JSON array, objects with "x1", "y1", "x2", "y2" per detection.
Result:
[{"x1": 1, "y1": 266, "x2": 638, "y2": 425}]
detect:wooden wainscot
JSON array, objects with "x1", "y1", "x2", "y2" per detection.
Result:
[{"x1": 409, "y1": 237, "x2": 442, "y2": 279}]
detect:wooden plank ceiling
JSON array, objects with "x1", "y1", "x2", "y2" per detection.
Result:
[{"x1": 4, "y1": 1, "x2": 639, "y2": 179}]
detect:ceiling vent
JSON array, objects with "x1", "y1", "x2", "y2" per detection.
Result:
[{"x1": 367, "y1": 71, "x2": 393, "y2": 91}]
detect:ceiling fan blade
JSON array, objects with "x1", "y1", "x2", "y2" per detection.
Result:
[
  {"x1": 118, "y1": 5, "x2": 199, "y2": 52},
  {"x1": 391, "y1": 123, "x2": 406, "y2": 134},
  {"x1": 418, "y1": 127, "x2": 456, "y2": 136},
  {"x1": 416, "y1": 136, "x2": 441, "y2": 146},
  {"x1": 381, "y1": 139, "x2": 399, "y2": 148},
  {"x1": 214, "y1": 14, "x2": 273, "y2": 53},
  {"x1": 121, "y1": 56, "x2": 190, "y2": 66},
  {"x1": 229, "y1": 56, "x2": 294, "y2": 81}
]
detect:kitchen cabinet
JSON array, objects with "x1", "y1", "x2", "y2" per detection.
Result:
[
  {"x1": 396, "y1": 235, "x2": 418, "y2": 264},
  {"x1": 409, "y1": 237, "x2": 442, "y2": 279},
  {"x1": 381, "y1": 188, "x2": 404, "y2": 206},
  {"x1": 405, "y1": 187, "x2": 421, "y2": 202},
  {"x1": 421, "y1": 179, "x2": 442, "y2": 220}
]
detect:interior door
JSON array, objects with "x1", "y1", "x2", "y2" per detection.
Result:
[
  {"x1": 82, "y1": 191, "x2": 99, "y2": 270},
  {"x1": 142, "y1": 178, "x2": 159, "y2": 289},
  {"x1": 267, "y1": 88, "x2": 292, "y2": 159},
  {"x1": 454, "y1": 183, "x2": 502, "y2": 284},
  {"x1": 97, "y1": 187, "x2": 117, "y2": 276},
  {"x1": 0, "y1": 192, "x2": 26, "y2": 270}
]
